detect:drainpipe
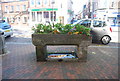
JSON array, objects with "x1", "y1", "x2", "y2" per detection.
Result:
[
  {"x1": 0, "y1": 1, "x2": 3, "y2": 20},
  {"x1": 91, "y1": 0, "x2": 94, "y2": 19},
  {"x1": 106, "y1": 0, "x2": 109, "y2": 21}
]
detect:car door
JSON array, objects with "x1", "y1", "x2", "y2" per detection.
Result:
[{"x1": 90, "y1": 20, "x2": 108, "y2": 40}]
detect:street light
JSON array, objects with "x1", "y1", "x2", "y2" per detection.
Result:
[
  {"x1": 51, "y1": 0, "x2": 55, "y2": 26},
  {"x1": 0, "y1": 2, "x2": 3, "y2": 20}
]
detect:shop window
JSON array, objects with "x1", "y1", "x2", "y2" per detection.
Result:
[
  {"x1": 50, "y1": 12, "x2": 53, "y2": 21},
  {"x1": 32, "y1": 12, "x2": 35, "y2": 21},
  {"x1": 54, "y1": 12, "x2": 56, "y2": 21},
  {"x1": 50, "y1": 12, "x2": 56, "y2": 21},
  {"x1": 37, "y1": 12, "x2": 42, "y2": 22},
  {"x1": 44, "y1": 12, "x2": 49, "y2": 18}
]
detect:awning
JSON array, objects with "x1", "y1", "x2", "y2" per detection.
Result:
[{"x1": 31, "y1": 8, "x2": 58, "y2": 11}]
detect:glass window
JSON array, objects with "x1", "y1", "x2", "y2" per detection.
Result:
[
  {"x1": 16, "y1": 5, "x2": 20, "y2": 11},
  {"x1": 30, "y1": 0, "x2": 35, "y2": 6},
  {"x1": 23, "y1": 5, "x2": 26, "y2": 11},
  {"x1": 44, "y1": 12, "x2": 49, "y2": 18},
  {"x1": 51, "y1": 0, "x2": 55, "y2": 4},
  {"x1": 93, "y1": 20, "x2": 103, "y2": 27},
  {"x1": 32, "y1": 12, "x2": 35, "y2": 21},
  {"x1": 23, "y1": 17, "x2": 27, "y2": 23},
  {"x1": 36, "y1": 0, "x2": 41, "y2": 5},
  {"x1": 51, "y1": 12, "x2": 53, "y2": 21},
  {"x1": 17, "y1": 17, "x2": 20, "y2": 23},
  {"x1": 37, "y1": 12, "x2": 42, "y2": 22},
  {"x1": 50, "y1": 12, "x2": 56, "y2": 21},
  {"x1": 5, "y1": 6, "x2": 8, "y2": 12},
  {"x1": 80, "y1": 20, "x2": 91, "y2": 27},
  {"x1": 11, "y1": 6, "x2": 14, "y2": 12},
  {"x1": 103, "y1": 21, "x2": 107, "y2": 27},
  {"x1": 44, "y1": 0, "x2": 48, "y2": 5},
  {"x1": 54, "y1": 12, "x2": 56, "y2": 21}
]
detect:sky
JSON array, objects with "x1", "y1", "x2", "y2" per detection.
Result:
[{"x1": 72, "y1": 0, "x2": 88, "y2": 14}]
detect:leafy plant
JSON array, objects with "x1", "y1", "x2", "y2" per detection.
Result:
[
  {"x1": 32, "y1": 23, "x2": 91, "y2": 36},
  {"x1": 73, "y1": 24, "x2": 91, "y2": 35}
]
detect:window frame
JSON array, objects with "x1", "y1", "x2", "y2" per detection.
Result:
[
  {"x1": 80, "y1": 20, "x2": 91, "y2": 28},
  {"x1": 93, "y1": 20, "x2": 106, "y2": 27}
]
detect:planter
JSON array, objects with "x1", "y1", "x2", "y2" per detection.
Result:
[{"x1": 32, "y1": 34, "x2": 92, "y2": 61}]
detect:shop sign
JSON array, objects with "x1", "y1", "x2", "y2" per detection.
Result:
[{"x1": 32, "y1": 8, "x2": 58, "y2": 11}]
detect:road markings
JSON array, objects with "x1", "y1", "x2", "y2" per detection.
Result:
[
  {"x1": 89, "y1": 46, "x2": 120, "y2": 48},
  {"x1": 6, "y1": 42, "x2": 32, "y2": 45}
]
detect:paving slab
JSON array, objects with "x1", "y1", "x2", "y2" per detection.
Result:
[{"x1": 2, "y1": 43, "x2": 118, "y2": 79}]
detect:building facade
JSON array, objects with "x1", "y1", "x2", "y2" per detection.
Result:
[
  {"x1": 94, "y1": 0, "x2": 120, "y2": 26},
  {"x1": 29, "y1": 0, "x2": 73, "y2": 27},
  {"x1": 1, "y1": 0, "x2": 29, "y2": 26},
  {"x1": 0, "y1": 2, "x2": 2, "y2": 20},
  {"x1": 82, "y1": 0, "x2": 120, "y2": 28}
]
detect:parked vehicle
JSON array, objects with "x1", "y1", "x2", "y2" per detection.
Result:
[
  {"x1": 70, "y1": 19, "x2": 78, "y2": 24},
  {"x1": 0, "y1": 30, "x2": 5, "y2": 54},
  {"x1": 0, "y1": 20, "x2": 13, "y2": 37},
  {"x1": 73, "y1": 19, "x2": 112, "y2": 45}
]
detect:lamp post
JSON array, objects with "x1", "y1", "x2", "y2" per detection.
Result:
[
  {"x1": 51, "y1": 0, "x2": 55, "y2": 26},
  {"x1": 0, "y1": 1, "x2": 3, "y2": 20}
]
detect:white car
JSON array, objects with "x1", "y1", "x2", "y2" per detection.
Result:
[
  {"x1": 0, "y1": 20, "x2": 13, "y2": 37},
  {"x1": 73, "y1": 19, "x2": 112, "y2": 45}
]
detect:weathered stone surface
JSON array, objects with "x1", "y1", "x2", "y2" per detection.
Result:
[{"x1": 32, "y1": 34, "x2": 92, "y2": 61}]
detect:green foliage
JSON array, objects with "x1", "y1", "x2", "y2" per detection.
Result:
[
  {"x1": 61, "y1": 24, "x2": 73, "y2": 34},
  {"x1": 74, "y1": 24, "x2": 91, "y2": 36},
  {"x1": 32, "y1": 23, "x2": 91, "y2": 36}
]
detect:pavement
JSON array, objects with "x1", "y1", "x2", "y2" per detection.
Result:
[
  {"x1": 0, "y1": 25, "x2": 119, "y2": 80},
  {"x1": 1, "y1": 37, "x2": 119, "y2": 79}
]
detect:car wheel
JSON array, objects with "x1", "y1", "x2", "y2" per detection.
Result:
[{"x1": 101, "y1": 36, "x2": 111, "y2": 45}]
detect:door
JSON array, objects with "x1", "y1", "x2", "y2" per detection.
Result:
[{"x1": 90, "y1": 20, "x2": 108, "y2": 40}]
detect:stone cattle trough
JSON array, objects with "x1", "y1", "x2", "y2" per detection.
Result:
[{"x1": 32, "y1": 34, "x2": 92, "y2": 62}]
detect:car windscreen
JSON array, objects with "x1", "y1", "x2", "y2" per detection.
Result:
[
  {"x1": 80, "y1": 20, "x2": 91, "y2": 28},
  {"x1": 72, "y1": 20, "x2": 83, "y2": 26},
  {"x1": 0, "y1": 22, "x2": 11, "y2": 29}
]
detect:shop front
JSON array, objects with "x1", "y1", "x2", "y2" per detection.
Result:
[{"x1": 29, "y1": 8, "x2": 58, "y2": 26}]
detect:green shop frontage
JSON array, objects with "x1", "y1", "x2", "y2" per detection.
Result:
[{"x1": 29, "y1": 8, "x2": 59, "y2": 25}]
